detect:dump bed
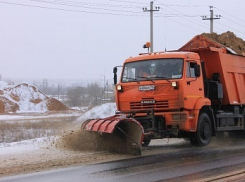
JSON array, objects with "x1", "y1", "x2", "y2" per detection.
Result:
[{"x1": 179, "y1": 35, "x2": 245, "y2": 105}]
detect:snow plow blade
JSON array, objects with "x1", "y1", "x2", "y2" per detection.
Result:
[{"x1": 81, "y1": 114, "x2": 144, "y2": 155}]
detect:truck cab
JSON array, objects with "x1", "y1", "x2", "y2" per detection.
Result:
[{"x1": 114, "y1": 51, "x2": 212, "y2": 146}]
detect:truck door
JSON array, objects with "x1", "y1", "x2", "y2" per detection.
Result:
[{"x1": 184, "y1": 61, "x2": 204, "y2": 110}]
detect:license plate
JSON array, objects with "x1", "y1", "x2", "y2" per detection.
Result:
[{"x1": 139, "y1": 85, "x2": 155, "y2": 91}]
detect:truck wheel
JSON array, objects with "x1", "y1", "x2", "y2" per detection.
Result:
[
  {"x1": 142, "y1": 137, "x2": 151, "y2": 147},
  {"x1": 190, "y1": 113, "x2": 212, "y2": 147}
]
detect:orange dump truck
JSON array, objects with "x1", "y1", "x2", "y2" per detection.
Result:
[{"x1": 82, "y1": 35, "x2": 245, "y2": 154}]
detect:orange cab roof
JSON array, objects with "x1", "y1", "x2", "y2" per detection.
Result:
[{"x1": 124, "y1": 51, "x2": 199, "y2": 63}]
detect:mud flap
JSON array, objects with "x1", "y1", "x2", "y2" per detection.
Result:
[{"x1": 81, "y1": 114, "x2": 144, "y2": 155}]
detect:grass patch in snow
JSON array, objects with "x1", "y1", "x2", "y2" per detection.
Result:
[{"x1": 0, "y1": 116, "x2": 79, "y2": 143}]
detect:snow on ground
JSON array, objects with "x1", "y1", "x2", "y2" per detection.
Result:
[
  {"x1": 0, "y1": 111, "x2": 81, "y2": 121},
  {"x1": 0, "y1": 103, "x2": 114, "y2": 122},
  {"x1": 76, "y1": 103, "x2": 116, "y2": 122},
  {"x1": 0, "y1": 103, "x2": 183, "y2": 156},
  {"x1": 0, "y1": 137, "x2": 54, "y2": 155},
  {"x1": 0, "y1": 103, "x2": 188, "y2": 177},
  {"x1": 0, "y1": 103, "x2": 116, "y2": 154},
  {"x1": 70, "y1": 106, "x2": 88, "y2": 112}
]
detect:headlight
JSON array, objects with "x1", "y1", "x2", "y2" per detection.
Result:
[
  {"x1": 116, "y1": 84, "x2": 122, "y2": 91},
  {"x1": 171, "y1": 81, "x2": 179, "y2": 89}
]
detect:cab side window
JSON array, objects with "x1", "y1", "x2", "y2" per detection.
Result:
[{"x1": 186, "y1": 62, "x2": 196, "y2": 78}]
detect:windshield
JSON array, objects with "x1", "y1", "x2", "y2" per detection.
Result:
[{"x1": 121, "y1": 58, "x2": 183, "y2": 83}]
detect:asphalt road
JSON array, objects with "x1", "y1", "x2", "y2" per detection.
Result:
[{"x1": 2, "y1": 136, "x2": 245, "y2": 182}]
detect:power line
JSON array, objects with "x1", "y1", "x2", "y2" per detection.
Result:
[
  {"x1": 109, "y1": 0, "x2": 148, "y2": 5},
  {"x1": 4, "y1": 0, "x2": 244, "y2": 36},
  {"x1": 0, "y1": 0, "x2": 145, "y2": 16},
  {"x1": 33, "y1": 0, "x2": 202, "y2": 17},
  {"x1": 158, "y1": 3, "x2": 243, "y2": 35},
  {"x1": 111, "y1": 0, "x2": 206, "y2": 7},
  {"x1": 31, "y1": 0, "x2": 142, "y2": 9},
  {"x1": 162, "y1": 4, "x2": 245, "y2": 32},
  {"x1": 216, "y1": 7, "x2": 245, "y2": 24},
  {"x1": 222, "y1": 16, "x2": 245, "y2": 29},
  {"x1": 155, "y1": 1, "x2": 210, "y2": 30},
  {"x1": 155, "y1": 13, "x2": 203, "y2": 18},
  {"x1": 165, "y1": 8, "x2": 209, "y2": 29},
  {"x1": 166, "y1": 17, "x2": 204, "y2": 32},
  {"x1": 160, "y1": 4, "x2": 207, "y2": 7},
  {"x1": 155, "y1": 1, "x2": 241, "y2": 34},
  {"x1": 215, "y1": 21, "x2": 245, "y2": 35},
  {"x1": 30, "y1": 0, "x2": 145, "y2": 14},
  {"x1": 152, "y1": 0, "x2": 214, "y2": 40}
]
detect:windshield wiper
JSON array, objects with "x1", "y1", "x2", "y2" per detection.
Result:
[
  {"x1": 154, "y1": 76, "x2": 170, "y2": 82},
  {"x1": 137, "y1": 76, "x2": 155, "y2": 83},
  {"x1": 124, "y1": 77, "x2": 140, "y2": 84}
]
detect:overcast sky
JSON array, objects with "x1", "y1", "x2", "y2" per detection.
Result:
[{"x1": 0, "y1": 0, "x2": 244, "y2": 83}]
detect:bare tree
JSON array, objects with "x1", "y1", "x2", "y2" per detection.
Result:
[
  {"x1": 87, "y1": 82, "x2": 103, "y2": 106},
  {"x1": 66, "y1": 86, "x2": 86, "y2": 107}
]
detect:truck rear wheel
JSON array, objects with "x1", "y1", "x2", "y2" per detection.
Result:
[{"x1": 190, "y1": 113, "x2": 212, "y2": 146}]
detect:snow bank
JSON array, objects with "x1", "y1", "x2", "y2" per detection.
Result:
[
  {"x1": 0, "y1": 111, "x2": 81, "y2": 121},
  {"x1": 76, "y1": 103, "x2": 116, "y2": 122},
  {"x1": 0, "y1": 81, "x2": 8, "y2": 90},
  {"x1": 10, "y1": 83, "x2": 48, "y2": 112},
  {"x1": 0, "y1": 81, "x2": 67, "y2": 113}
]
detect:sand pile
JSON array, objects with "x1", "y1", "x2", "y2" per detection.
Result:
[
  {"x1": 202, "y1": 31, "x2": 245, "y2": 55},
  {"x1": 0, "y1": 81, "x2": 67, "y2": 113},
  {"x1": 58, "y1": 129, "x2": 139, "y2": 155}
]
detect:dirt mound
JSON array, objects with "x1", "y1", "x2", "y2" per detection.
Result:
[
  {"x1": 47, "y1": 98, "x2": 67, "y2": 111},
  {"x1": 0, "y1": 82, "x2": 68, "y2": 113},
  {"x1": 0, "y1": 97, "x2": 18, "y2": 112},
  {"x1": 202, "y1": 31, "x2": 245, "y2": 55}
]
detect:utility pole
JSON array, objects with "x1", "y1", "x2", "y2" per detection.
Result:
[
  {"x1": 202, "y1": 6, "x2": 221, "y2": 33},
  {"x1": 143, "y1": 1, "x2": 160, "y2": 53}
]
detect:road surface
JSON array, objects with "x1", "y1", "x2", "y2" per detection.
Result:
[{"x1": 1, "y1": 136, "x2": 245, "y2": 182}]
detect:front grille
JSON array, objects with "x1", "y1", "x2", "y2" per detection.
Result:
[{"x1": 130, "y1": 100, "x2": 169, "y2": 110}]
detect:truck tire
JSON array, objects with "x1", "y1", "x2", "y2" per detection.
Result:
[
  {"x1": 142, "y1": 137, "x2": 151, "y2": 147},
  {"x1": 190, "y1": 113, "x2": 212, "y2": 146}
]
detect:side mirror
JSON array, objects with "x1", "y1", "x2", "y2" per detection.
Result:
[
  {"x1": 194, "y1": 64, "x2": 201, "y2": 77},
  {"x1": 113, "y1": 67, "x2": 117, "y2": 85},
  {"x1": 114, "y1": 74, "x2": 117, "y2": 85},
  {"x1": 113, "y1": 67, "x2": 117, "y2": 74}
]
